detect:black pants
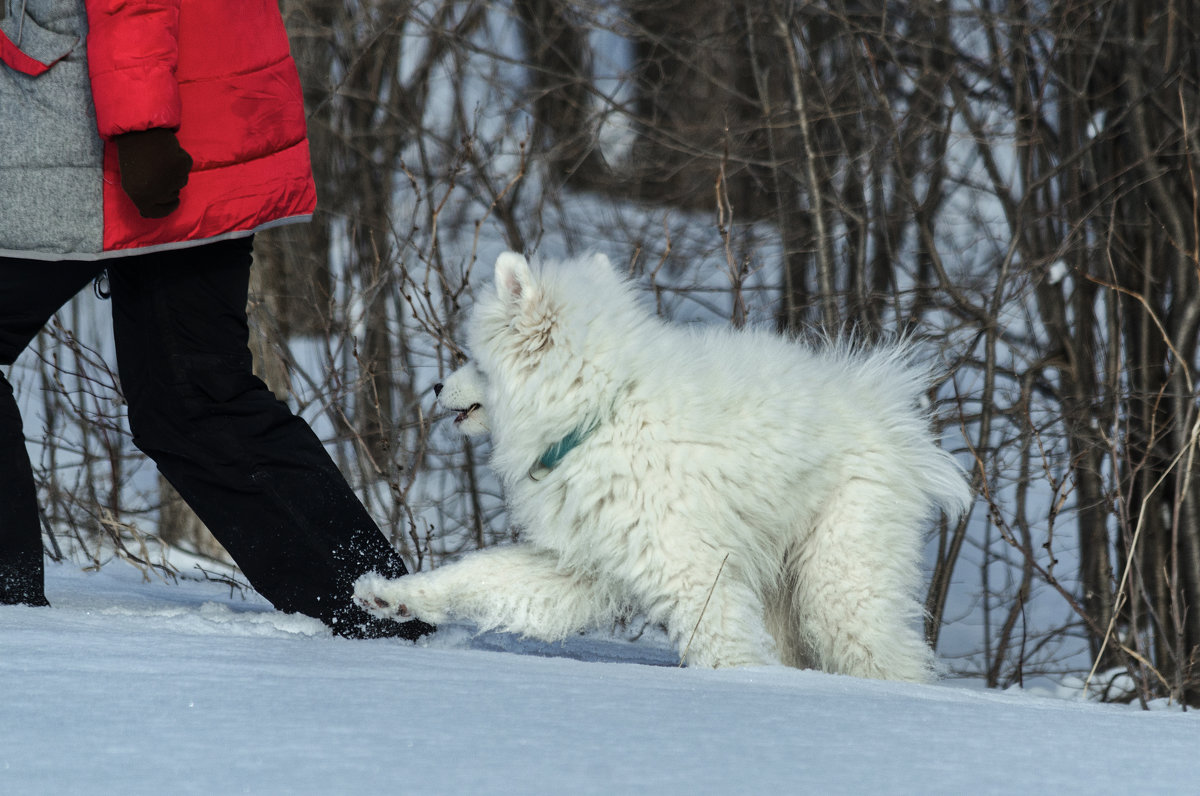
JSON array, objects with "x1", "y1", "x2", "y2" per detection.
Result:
[{"x1": 0, "y1": 238, "x2": 416, "y2": 636}]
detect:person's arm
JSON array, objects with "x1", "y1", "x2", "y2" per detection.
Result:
[
  {"x1": 84, "y1": 0, "x2": 181, "y2": 136},
  {"x1": 83, "y1": 0, "x2": 191, "y2": 218}
]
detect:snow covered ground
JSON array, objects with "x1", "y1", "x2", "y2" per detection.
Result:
[{"x1": 3, "y1": 561, "x2": 1197, "y2": 795}]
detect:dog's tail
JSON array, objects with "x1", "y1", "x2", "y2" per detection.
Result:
[
  {"x1": 847, "y1": 340, "x2": 973, "y2": 522},
  {"x1": 915, "y1": 440, "x2": 974, "y2": 522}
]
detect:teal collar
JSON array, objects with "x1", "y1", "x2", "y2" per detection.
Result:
[{"x1": 529, "y1": 420, "x2": 599, "y2": 481}]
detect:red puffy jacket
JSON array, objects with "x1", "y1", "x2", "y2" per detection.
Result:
[{"x1": 86, "y1": 0, "x2": 316, "y2": 253}]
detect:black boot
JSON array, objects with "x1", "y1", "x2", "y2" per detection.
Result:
[
  {"x1": 0, "y1": 388, "x2": 50, "y2": 608},
  {"x1": 0, "y1": 563, "x2": 50, "y2": 607},
  {"x1": 329, "y1": 603, "x2": 435, "y2": 640}
]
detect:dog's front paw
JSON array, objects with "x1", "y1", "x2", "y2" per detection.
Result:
[{"x1": 353, "y1": 572, "x2": 416, "y2": 621}]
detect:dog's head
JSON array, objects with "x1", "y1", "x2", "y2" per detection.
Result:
[
  {"x1": 434, "y1": 362, "x2": 490, "y2": 437},
  {"x1": 456, "y1": 251, "x2": 648, "y2": 472}
]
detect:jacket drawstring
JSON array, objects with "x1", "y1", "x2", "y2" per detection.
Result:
[{"x1": 16, "y1": 0, "x2": 27, "y2": 47}]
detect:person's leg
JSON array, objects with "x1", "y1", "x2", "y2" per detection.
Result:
[
  {"x1": 0, "y1": 257, "x2": 104, "y2": 605},
  {"x1": 107, "y1": 237, "x2": 427, "y2": 638}
]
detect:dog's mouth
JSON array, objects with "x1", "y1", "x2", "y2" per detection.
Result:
[{"x1": 453, "y1": 403, "x2": 482, "y2": 424}]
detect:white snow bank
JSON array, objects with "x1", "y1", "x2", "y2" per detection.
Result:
[{"x1": 2, "y1": 562, "x2": 1196, "y2": 795}]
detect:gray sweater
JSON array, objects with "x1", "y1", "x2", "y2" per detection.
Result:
[{"x1": 0, "y1": 0, "x2": 107, "y2": 260}]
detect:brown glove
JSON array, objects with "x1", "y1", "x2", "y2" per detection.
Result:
[{"x1": 114, "y1": 128, "x2": 193, "y2": 219}]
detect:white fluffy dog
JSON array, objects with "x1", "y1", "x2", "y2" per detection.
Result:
[{"x1": 356, "y1": 252, "x2": 970, "y2": 680}]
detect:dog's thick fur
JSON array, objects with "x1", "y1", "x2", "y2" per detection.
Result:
[{"x1": 356, "y1": 252, "x2": 970, "y2": 680}]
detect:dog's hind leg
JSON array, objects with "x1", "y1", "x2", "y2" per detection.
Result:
[
  {"x1": 353, "y1": 545, "x2": 629, "y2": 641},
  {"x1": 632, "y1": 548, "x2": 778, "y2": 668},
  {"x1": 790, "y1": 477, "x2": 936, "y2": 682}
]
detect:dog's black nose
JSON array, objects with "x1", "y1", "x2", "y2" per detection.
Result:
[{"x1": 433, "y1": 383, "x2": 443, "y2": 396}]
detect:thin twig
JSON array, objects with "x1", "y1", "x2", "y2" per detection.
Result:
[{"x1": 680, "y1": 553, "x2": 731, "y2": 667}]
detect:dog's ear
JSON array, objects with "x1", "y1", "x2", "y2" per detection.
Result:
[{"x1": 495, "y1": 251, "x2": 535, "y2": 305}]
